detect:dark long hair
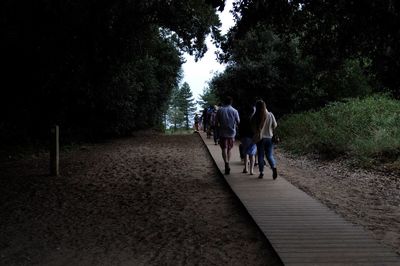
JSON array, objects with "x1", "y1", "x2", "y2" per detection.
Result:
[{"x1": 251, "y1": 100, "x2": 267, "y2": 132}]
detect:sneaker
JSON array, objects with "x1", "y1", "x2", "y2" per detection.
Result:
[
  {"x1": 272, "y1": 168, "x2": 278, "y2": 180},
  {"x1": 225, "y1": 167, "x2": 230, "y2": 175},
  {"x1": 258, "y1": 173, "x2": 264, "y2": 179},
  {"x1": 242, "y1": 168, "x2": 248, "y2": 173}
]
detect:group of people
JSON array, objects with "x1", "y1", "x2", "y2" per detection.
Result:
[
  {"x1": 213, "y1": 96, "x2": 278, "y2": 179},
  {"x1": 194, "y1": 105, "x2": 220, "y2": 145}
]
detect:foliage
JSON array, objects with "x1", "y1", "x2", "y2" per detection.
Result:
[
  {"x1": 177, "y1": 82, "x2": 197, "y2": 129},
  {"x1": 292, "y1": 58, "x2": 373, "y2": 111},
  {"x1": 167, "y1": 82, "x2": 197, "y2": 130},
  {"x1": 211, "y1": 25, "x2": 318, "y2": 114},
  {"x1": 198, "y1": 86, "x2": 219, "y2": 109},
  {"x1": 0, "y1": 0, "x2": 223, "y2": 142},
  {"x1": 225, "y1": 0, "x2": 400, "y2": 97},
  {"x1": 211, "y1": 3, "x2": 377, "y2": 116},
  {"x1": 164, "y1": 128, "x2": 194, "y2": 135},
  {"x1": 277, "y1": 95, "x2": 400, "y2": 169}
]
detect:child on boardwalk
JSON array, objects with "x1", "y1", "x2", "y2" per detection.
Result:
[{"x1": 239, "y1": 104, "x2": 257, "y2": 175}]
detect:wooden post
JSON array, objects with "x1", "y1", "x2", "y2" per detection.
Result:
[{"x1": 50, "y1": 125, "x2": 59, "y2": 176}]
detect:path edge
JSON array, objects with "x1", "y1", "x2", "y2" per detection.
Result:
[{"x1": 195, "y1": 132, "x2": 284, "y2": 265}]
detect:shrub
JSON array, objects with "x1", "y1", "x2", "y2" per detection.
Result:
[{"x1": 278, "y1": 95, "x2": 400, "y2": 169}]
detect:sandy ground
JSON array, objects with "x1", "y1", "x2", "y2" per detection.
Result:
[
  {"x1": 1, "y1": 133, "x2": 398, "y2": 265},
  {"x1": 0, "y1": 133, "x2": 282, "y2": 266},
  {"x1": 275, "y1": 148, "x2": 400, "y2": 255}
]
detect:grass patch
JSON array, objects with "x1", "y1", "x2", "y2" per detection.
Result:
[
  {"x1": 164, "y1": 128, "x2": 195, "y2": 135},
  {"x1": 277, "y1": 95, "x2": 400, "y2": 170}
]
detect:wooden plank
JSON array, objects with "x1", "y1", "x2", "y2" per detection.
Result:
[
  {"x1": 280, "y1": 252, "x2": 399, "y2": 258},
  {"x1": 275, "y1": 245, "x2": 389, "y2": 250},
  {"x1": 285, "y1": 261, "x2": 399, "y2": 266},
  {"x1": 283, "y1": 256, "x2": 400, "y2": 263},
  {"x1": 286, "y1": 264, "x2": 400, "y2": 266},
  {"x1": 199, "y1": 133, "x2": 400, "y2": 265}
]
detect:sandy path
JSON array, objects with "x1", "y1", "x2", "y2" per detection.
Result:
[
  {"x1": 2, "y1": 133, "x2": 398, "y2": 265},
  {"x1": 0, "y1": 133, "x2": 282, "y2": 265}
]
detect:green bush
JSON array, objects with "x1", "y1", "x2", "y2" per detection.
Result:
[
  {"x1": 293, "y1": 58, "x2": 373, "y2": 112},
  {"x1": 278, "y1": 95, "x2": 400, "y2": 169}
]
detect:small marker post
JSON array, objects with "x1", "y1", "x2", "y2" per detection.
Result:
[{"x1": 50, "y1": 125, "x2": 59, "y2": 176}]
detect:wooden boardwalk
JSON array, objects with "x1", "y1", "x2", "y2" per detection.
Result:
[{"x1": 199, "y1": 132, "x2": 400, "y2": 266}]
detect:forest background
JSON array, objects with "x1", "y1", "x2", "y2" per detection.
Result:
[{"x1": 1, "y1": 0, "x2": 399, "y2": 170}]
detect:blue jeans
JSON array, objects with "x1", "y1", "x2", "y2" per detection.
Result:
[{"x1": 257, "y1": 138, "x2": 276, "y2": 173}]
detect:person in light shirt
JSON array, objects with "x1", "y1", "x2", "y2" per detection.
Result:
[
  {"x1": 251, "y1": 100, "x2": 278, "y2": 179},
  {"x1": 216, "y1": 96, "x2": 240, "y2": 175}
]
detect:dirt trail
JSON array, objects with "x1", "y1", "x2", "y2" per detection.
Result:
[
  {"x1": 1, "y1": 133, "x2": 398, "y2": 265},
  {"x1": 0, "y1": 133, "x2": 282, "y2": 266}
]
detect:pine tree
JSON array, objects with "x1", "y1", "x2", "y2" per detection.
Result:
[
  {"x1": 178, "y1": 82, "x2": 197, "y2": 130},
  {"x1": 198, "y1": 86, "x2": 219, "y2": 110},
  {"x1": 167, "y1": 86, "x2": 185, "y2": 129},
  {"x1": 167, "y1": 82, "x2": 197, "y2": 130}
]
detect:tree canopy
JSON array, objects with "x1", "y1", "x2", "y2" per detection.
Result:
[
  {"x1": 208, "y1": 0, "x2": 399, "y2": 115},
  {"x1": 4, "y1": 0, "x2": 399, "y2": 143},
  {"x1": 1, "y1": 0, "x2": 225, "y2": 142},
  {"x1": 198, "y1": 85, "x2": 219, "y2": 110}
]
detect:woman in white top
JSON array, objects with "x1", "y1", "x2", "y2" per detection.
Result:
[{"x1": 251, "y1": 100, "x2": 278, "y2": 179}]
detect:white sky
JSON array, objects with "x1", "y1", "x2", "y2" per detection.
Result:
[{"x1": 182, "y1": 0, "x2": 235, "y2": 105}]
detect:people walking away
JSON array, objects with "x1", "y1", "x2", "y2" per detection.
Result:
[
  {"x1": 206, "y1": 105, "x2": 214, "y2": 138},
  {"x1": 239, "y1": 104, "x2": 257, "y2": 175},
  {"x1": 198, "y1": 113, "x2": 203, "y2": 131},
  {"x1": 216, "y1": 96, "x2": 240, "y2": 175},
  {"x1": 194, "y1": 113, "x2": 199, "y2": 132},
  {"x1": 210, "y1": 105, "x2": 219, "y2": 145},
  {"x1": 251, "y1": 100, "x2": 278, "y2": 179},
  {"x1": 202, "y1": 108, "x2": 208, "y2": 133}
]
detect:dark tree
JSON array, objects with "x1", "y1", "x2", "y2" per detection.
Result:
[
  {"x1": 1, "y1": 0, "x2": 224, "y2": 143},
  {"x1": 222, "y1": 0, "x2": 400, "y2": 97},
  {"x1": 211, "y1": 0, "x2": 398, "y2": 116}
]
